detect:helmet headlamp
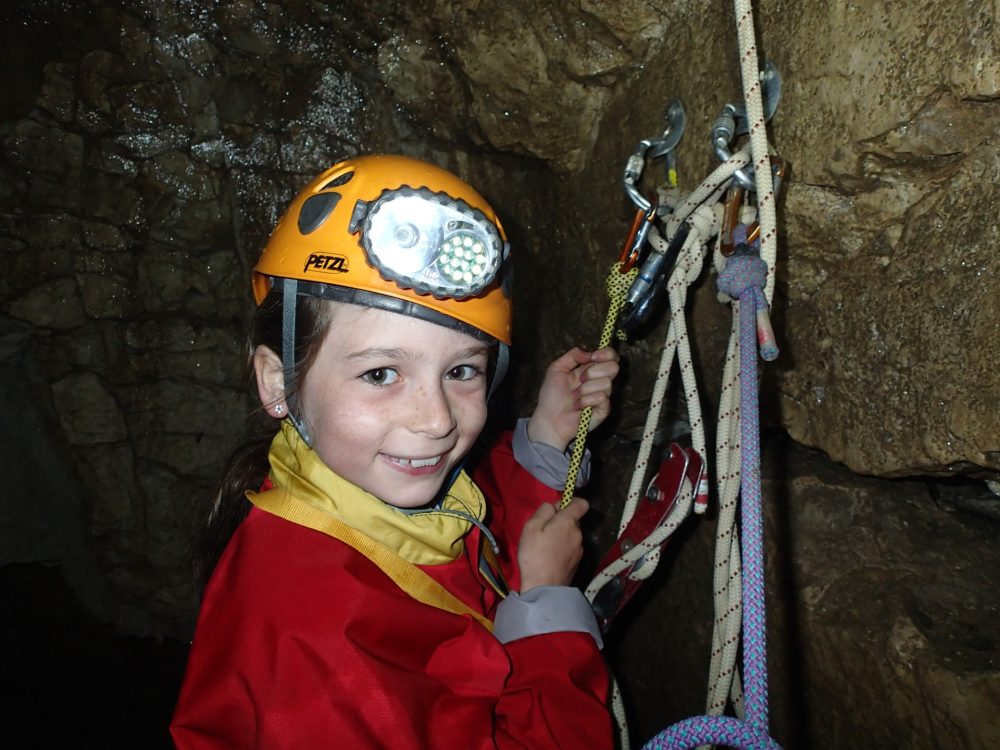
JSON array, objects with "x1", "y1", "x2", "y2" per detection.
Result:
[{"x1": 359, "y1": 187, "x2": 503, "y2": 300}]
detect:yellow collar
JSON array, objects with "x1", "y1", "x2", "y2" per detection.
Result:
[{"x1": 254, "y1": 421, "x2": 485, "y2": 566}]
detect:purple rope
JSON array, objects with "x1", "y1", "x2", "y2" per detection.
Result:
[{"x1": 641, "y1": 251, "x2": 781, "y2": 750}]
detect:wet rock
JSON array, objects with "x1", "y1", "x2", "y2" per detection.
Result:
[
  {"x1": 76, "y1": 271, "x2": 139, "y2": 320},
  {"x1": 748, "y1": 2, "x2": 1000, "y2": 476},
  {"x1": 74, "y1": 444, "x2": 137, "y2": 527},
  {"x1": 37, "y1": 63, "x2": 77, "y2": 125},
  {"x1": 124, "y1": 319, "x2": 245, "y2": 384},
  {"x1": 1, "y1": 3, "x2": 999, "y2": 744},
  {"x1": 776, "y1": 113, "x2": 1000, "y2": 475},
  {"x1": 7, "y1": 116, "x2": 85, "y2": 175},
  {"x1": 8, "y1": 278, "x2": 86, "y2": 331},
  {"x1": 377, "y1": 0, "x2": 658, "y2": 171},
  {"x1": 121, "y1": 378, "x2": 248, "y2": 476},
  {"x1": 51, "y1": 372, "x2": 128, "y2": 444}
]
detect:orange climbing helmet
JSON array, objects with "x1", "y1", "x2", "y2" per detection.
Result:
[{"x1": 253, "y1": 154, "x2": 512, "y2": 344}]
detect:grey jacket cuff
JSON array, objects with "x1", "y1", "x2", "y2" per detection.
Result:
[
  {"x1": 493, "y1": 585, "x2": 603, "y2": 649},
  {"x1": 512, "y1": 418, "x2": 591, "y2": 490}
]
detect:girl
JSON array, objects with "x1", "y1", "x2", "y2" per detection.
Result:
[{"x1": 171, "y1": 155, "x2": 620, "y2": 749}]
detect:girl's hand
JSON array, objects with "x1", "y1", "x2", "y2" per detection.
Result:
[
  {"x1": 527, "y1": 347, "x2": 620, "y2": 451},
  {"x1": 516, "y1": 498, "x2": 589, "y2": 591}
]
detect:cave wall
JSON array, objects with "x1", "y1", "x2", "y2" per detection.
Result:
[{"x1": 1, "y1": 1, "x2": 998, "y2": 747}]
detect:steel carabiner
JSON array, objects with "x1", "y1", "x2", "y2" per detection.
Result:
[
  {"x1": 623, "y1": 100, "x2": 686, "y2": 213},
  {"x1": 615, "y1": 100, "x2": 687, "y2": 327},
  {"x1": 711, "y1": 61, "x2": 782, "y2": 191}
]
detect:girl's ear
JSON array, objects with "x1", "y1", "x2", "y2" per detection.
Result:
[{"x1": 253, "y1": 345, "x2": 287, "y2": 419}]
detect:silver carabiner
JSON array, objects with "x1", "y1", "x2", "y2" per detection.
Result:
[
  {"x1": 616, "y1": 100, "x2": 688, "y2": 335},
  {"x1": 711, "y1": 62, "x2": 782, "y2": 191},
  {"x1": 623, "y1": 100, "x2": 686, "y2": 212}
]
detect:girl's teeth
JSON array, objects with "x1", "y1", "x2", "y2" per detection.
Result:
[{"x1": 397, "y1": 456, "x2": 441, "y2": 468}]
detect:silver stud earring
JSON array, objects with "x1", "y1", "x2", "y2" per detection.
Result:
[{"x1": 274, "y1": 404, "x2": 284, "y2": 415}]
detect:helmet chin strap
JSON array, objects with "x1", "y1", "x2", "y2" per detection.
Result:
[
  {"x1": 281, "y1": 279, "x2": 315, "y2": 447},
  {"x1": 489, "y1": 342, "x2": 509, "y2": 402}
]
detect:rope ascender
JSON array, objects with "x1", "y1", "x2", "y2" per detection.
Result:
[{"x1": 559, "y1": 1, "x2": 787, "y2": 748}]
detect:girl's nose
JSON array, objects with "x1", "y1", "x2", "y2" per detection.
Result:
[{"x1": 410, "y1": 381, "x2": 457, "y2": 438}]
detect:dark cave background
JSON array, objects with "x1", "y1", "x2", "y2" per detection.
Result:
[{"x1": 2, "y1": 2, "x2": 999, "y2": 748}]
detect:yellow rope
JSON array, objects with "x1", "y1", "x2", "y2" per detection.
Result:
[{"x1": 559, "y1": 262, "x2": 637, "y2": 509}]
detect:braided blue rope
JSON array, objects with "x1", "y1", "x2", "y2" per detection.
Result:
[{"x1": 641, "y1": 248, "x2": 782, "y2": 750}]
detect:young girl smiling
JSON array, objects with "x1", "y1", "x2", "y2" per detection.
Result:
[{"x1": 171, "y1": 155, "x2": 619, "y2": 749}]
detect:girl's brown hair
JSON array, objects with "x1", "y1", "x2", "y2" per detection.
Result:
[{"x1": 195, "y1": 291, "x2": 332, "y2": 588}]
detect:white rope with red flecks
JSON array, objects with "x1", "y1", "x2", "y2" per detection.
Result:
[{"x1": 699, "y1": 0, "x2": 779, "y2": 731}]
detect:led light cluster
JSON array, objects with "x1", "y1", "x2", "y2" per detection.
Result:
[
  {"x1": 361, "y1": 187, "x2": 501, "y2": 299},
  {"x1": 438, "y1": 233, "x2": 489, "y2": 286}
]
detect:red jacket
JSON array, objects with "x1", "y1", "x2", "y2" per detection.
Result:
[{"x1": 170, "y1": 432, "x2": 613, "y2": 749}]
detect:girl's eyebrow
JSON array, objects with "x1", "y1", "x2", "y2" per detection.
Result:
[
  {"x1": 344, "y1": 346, "x2": 410, "y2": 362},
  {"x1": 456, "y1": 345, "x2": 491, "y2": 360},
  {"x1": 344, "y1": 345, "x2": 489, "y2": 362}
]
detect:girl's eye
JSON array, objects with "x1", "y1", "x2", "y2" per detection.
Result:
[
  {"x1": 446, "y1": 364, "x2": 483, "y2": 382},
  {"x1": 361, "y1": 368, "x2": 399, "y2": 386}
]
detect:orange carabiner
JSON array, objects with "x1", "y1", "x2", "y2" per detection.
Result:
[
  {"x1": 617, "y1": 208, "x2": 646, "y2": 271},
  {"x1": 720, "y1": 185, "x2": 744, "y2": 257},
  {"x1": 618, "y1": 205, "x2": 657, "y2": 273}
]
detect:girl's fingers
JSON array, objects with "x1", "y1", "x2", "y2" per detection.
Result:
[
  {"x1": 559, "y1": 497, "x2": 589, "y2": 523},
  {"x1": 589, "y1": 347, "x2": 620, "y2": 363},
  {"x1": 578, "y1": 359, "x2": 619, "y2": 384},
  {"x1": 551, "y1": 347, "x2": 594, "y2": 374},
  {"x1": 575, "y1": 376, "x2": 616, "y2": 402},
  {"x1": 527, "y1": 502, "x2": 557, "y2": 526}
]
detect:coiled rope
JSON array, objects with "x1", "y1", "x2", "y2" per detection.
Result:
[
  {"x1": 699, "y1": 0, "x2": 780, "y2": 730},
  {"x1": 577, "y1": 150, "x2": 753, "y2": 750}
]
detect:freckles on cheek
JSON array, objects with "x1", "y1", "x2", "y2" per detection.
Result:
[
  {"x1": 462, "y1": 399, "x2": 488, "y2": 431},
  {"x1": 350, "y1": 399, "x2": 396, "y2": 435}
]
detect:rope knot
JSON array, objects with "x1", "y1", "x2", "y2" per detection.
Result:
[
  {"x1": 688, "y1": 202, "x2": 720, "y2": 242},
  {"x1": 717, "y1": 246, "x2": 768, "y2": 302},
  {"x1": 716, "y1": 237, "x2": 779, "y2": 362}
]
